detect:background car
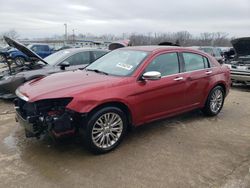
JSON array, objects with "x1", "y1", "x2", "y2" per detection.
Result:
[
  {"x1": 14, "y1": 46, "x2": 230, "y2": 154},
  {"x1": 8, "y1": 43, "x2": 54, "y2": 66},
  {"x1": 53, "y1": 45, "x2": 74, "y2": 52},
  {"x1": 0, "y1": 46, "x2": 109, "y2": 99},
  {"x1": 198, "y1": 46, "x2": 224, "y2": 64},
  {"x1": 225, "y1": 37, "x2": 250, "y2": 85},
  {"x1": 0, "y1": 46, "x2": 12, "y2": 63}
]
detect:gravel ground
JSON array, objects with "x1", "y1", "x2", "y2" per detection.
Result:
[{"x1": 0, "y1": 86, "x2": 250, "y2": 188}]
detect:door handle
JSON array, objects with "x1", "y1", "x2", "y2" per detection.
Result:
[
  {"x1": 174, "y1": 77, "x2": 184, "y2": 81},
  {"x1": 206, "y1": 71, "x2": 212, "y2": 75}
]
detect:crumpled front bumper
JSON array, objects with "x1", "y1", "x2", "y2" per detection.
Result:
[
  {"x1": 15, "y1": 110, "x2": 36, "y2": 133},
  {"x1": 0, "y1": 76, "x2": 25, "y2": 99}
]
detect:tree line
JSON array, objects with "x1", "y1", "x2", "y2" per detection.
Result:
[
  {"x1": 129, "y1": 31, "x2": 233, "y2": 47},
  {"x1": 1, "y1": 30, "x2": 234, "y2": 47}
]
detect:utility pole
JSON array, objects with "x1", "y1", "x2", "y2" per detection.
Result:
[
  {"x1": 72, "y1": 29, "x2": 75, "y2": 45},
  {"x1": 64, "y1": 23, "x2": 67, "y2": 45},
  {"x1": 72, "y1": 29, "x2": 77, "y2": 45}
]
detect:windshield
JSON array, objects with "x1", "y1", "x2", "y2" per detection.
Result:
[
  {"x1": 86, "y1": 49, "x2": 148, "y2": 76},
  {"x1": 38, "y1": 50, "x2": 71, "y2": 66}
]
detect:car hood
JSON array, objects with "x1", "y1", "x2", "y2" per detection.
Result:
[
  {"x1": 15, "y1": 65, "x2": 54, "y2": 79},
  {"x1": 231, "y1": 37, "x2": 250, "y2": 56},
  {"x1": 17, "y1": 70, "x2": 124, "y2": 102},
  {"x1": 3, "y1": 36, "x2": 47, "y2": 64}
]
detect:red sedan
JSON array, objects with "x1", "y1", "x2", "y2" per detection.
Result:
[{"x1": 15, "y1": 46, "x2": 231, "y2": 154}]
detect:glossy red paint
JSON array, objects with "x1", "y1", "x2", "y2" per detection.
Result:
[{"x1": 18, "y1": 46, "x2": 231, "y2": 126}]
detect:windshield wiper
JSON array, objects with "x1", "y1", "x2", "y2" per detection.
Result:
[{"x1": 86, "y1": 69, "x2": 109, "y2": 75}]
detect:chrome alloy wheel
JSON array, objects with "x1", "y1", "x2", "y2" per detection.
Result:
[
  {"x1": 91, "y1": 113, "x2": 123, "y2": 149},
  {"x1": 210, "y1": 89, "x2": 223, "y2": 113}
]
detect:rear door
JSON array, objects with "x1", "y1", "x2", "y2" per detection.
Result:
[{"x1": 181, "y1": 52, "x2": 213, "y2": 107}]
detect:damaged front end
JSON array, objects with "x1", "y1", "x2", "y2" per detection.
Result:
[
  {"x1": 229, "y1": 57, "x2": 250, "y2": 84},
  {"x1": 14, "y1": 97, "x2": 82, "y2": 139}
]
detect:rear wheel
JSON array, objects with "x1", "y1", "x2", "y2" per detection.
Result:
[
  {"x1": 85, "y1": 107, "x2": 127, "y2": 154},
  {"x1": 14, "y1": 56, "x2": 25, "y2": 66},
  {"x1": 202, "y1": 86, "x2": 225, "y2": 116}
]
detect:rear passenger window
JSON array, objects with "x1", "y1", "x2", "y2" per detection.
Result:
[
  {"x1": 183, "y1": 53, "x2": 208, "y2": 71},
  {"x1": 145, "y1": 53, "x2": 179, "y2": 77}
]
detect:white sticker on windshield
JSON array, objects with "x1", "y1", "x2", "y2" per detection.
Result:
[{"x1": 116, "y1": 63, "x2": 133, "y2": 70}]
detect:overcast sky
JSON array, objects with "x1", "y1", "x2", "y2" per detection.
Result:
[{"x1": 0, "y1": 0, "x2": 249, "y2": 38}]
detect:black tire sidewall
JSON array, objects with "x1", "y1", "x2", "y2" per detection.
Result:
[
  {"x1": 204, "y1": 86, "x2": 225, "y2": 116},
  {"x1": 85, "y1": 107, "x2": 128, "y2": 154},
  {"x1": 15, "y1": 57, "x2": 25, "y2": 66},
  {"x1": 0, "y1": 54, "x2": 6, "y2": 62}
]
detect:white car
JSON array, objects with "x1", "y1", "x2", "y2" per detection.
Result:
[{"x1": 226, "y1": 37, "x2": 250, "y2": 84}]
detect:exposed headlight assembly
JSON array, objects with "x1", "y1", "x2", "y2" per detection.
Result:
[{"x1": 16, "y1": 89, "x2": 29, "y2": 102}]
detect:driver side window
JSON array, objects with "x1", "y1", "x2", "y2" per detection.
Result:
[{"x1": 145, "y1": 53, "x2": 180, "y2": 77}]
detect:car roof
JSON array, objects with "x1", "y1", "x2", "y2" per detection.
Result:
[
  {"x1": 121, "y1": 45, "x2": 182, "y2": 52},
  {"x1": 60, "y1": 47, "x2": 109, "y2": 53},
  {"x1": 28, "y1": 43, "x2": 50, "y2": 46},
  {"x1": 199, "y1": 46, "x2": 218, "y2": 49},
  {"x1": 121, "y1": 45, "x2": 210, "y2": 54}
]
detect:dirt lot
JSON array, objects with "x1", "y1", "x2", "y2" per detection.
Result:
[{"x1": 0, "y1": 86, "x2": 250, "y2": 188}]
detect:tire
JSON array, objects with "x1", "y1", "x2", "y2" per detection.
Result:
[
  {"x1": 0, "y1": 54, "x2": 6, "y2": 63},
  {"x1": 202, "y1": 86, "x2": 225, "y2": 116},
  {"x1": 85, "y1": 107, "x2": 128, "y2": 154},
  {"x1": 14, "y1": 57, "x2": 25, "y2": 66}
]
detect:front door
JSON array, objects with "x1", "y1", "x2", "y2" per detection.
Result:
[{"x1": 133, "y1": 52, "x2": 188, "y2": 123}]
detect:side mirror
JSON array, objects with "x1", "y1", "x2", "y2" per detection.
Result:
[
  {"x1": 142, "y1": 71, "x2": 161, "y2": 81},
  {"x1": 60, "y1": 61, "x2": 70, "y2": 70}
]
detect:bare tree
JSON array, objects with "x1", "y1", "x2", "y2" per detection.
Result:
[{"x1": 2, "y1": 29, "x2": 19, "y2": 39}]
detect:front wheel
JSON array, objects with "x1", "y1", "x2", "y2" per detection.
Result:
[
  {"x1": 85, "y1": 107, "x2": 127, "y2": 154},
  {"x1": 0, "y1": 54, "x2": 6, "y2": 63},
  {"x1": 14, "y1": 57, "x2": 25, "y2": 66},
  {"x1": 202, "y1": 86, "x2": 225, "y2": 116}
]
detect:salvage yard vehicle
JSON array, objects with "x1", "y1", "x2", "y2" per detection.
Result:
[
  {"x1": 15, "y1": 46, "x2": 230, "y2": 154},
  {"x1": 7, "y1": 43, "x2": 54, "y2": 66},
  {"x1": 0, "y1": 37, "x2": 108, "y2": 99},
  {"x1": 0, "y1": 46, "x2": 12, "y2": 63},
  {"x1": 198, "y1": 46, "x2": 224, "y2": 64},
  {"x1": 226, "y1": 37, "x2": 250, "y2": 85}
]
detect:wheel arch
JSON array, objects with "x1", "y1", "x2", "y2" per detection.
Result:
[
  {"x1": 214, "y1": 82, "x2": 226, "y2": 94},
  {"x1": 203, "y1": 82, "x2": 227, "y2": 107},
  {"x1": 14, "y1": 54, "x2": 27, "y2": 59},
  {"x1": 87, "y1": 101, "x2": 133, "y2": 127}
]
